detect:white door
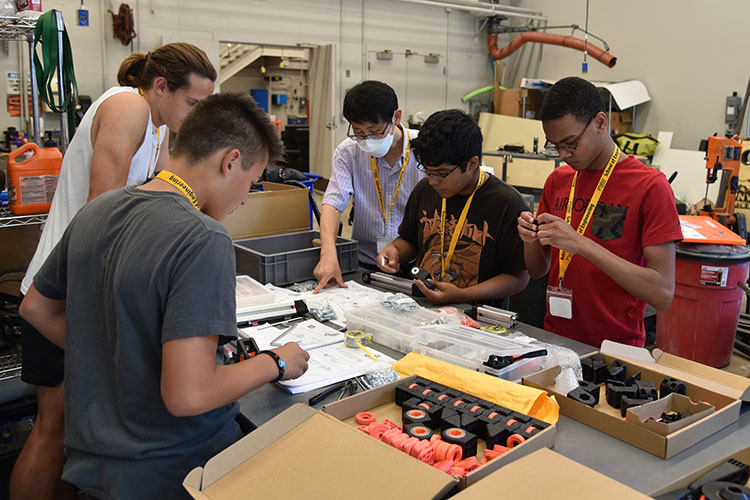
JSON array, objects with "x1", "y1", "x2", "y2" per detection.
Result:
[{"x1": 309, "y1": 44, "x2": 336, "y2": 179}]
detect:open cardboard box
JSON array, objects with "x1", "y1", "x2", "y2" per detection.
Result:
[
  {"x1": 451, "y1": 448, "x2": 652, "y2": 499},
  {"x1": 626, "y1": 393, "x2": 714, "y2": 436},
  {"x1": 322, "y1": 374, "x2": 557, "y2": 492},
  {"x1": 183, "y1": 403, "x2": 457, "y2": 500},
  {"x1": 220, "y1": 182, "x2": 309, "y2": 240},
  {"x1": 651, "y1": 445, "x2": 750, "y2": 497},
  {"x1": 522, "y1": 341, "x2": 750, "y2": 459}
]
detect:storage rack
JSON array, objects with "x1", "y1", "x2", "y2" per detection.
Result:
[
  {"x1": 0, "y1": 13, "x2": 72, "y2": 227},
  {"x1": 0, "y1": 206, "x2": 46, "y2": 228}
]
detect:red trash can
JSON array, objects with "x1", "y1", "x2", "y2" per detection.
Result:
[{"x1": 657, "y1": 243, "x2": 750, "y2": 367}]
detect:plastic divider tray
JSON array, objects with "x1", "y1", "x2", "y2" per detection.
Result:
[
  {"x1": 344, "y1": 302, "x2": 458, "y2": 353},
  {"x1": 411, "y1": 324, "x2": 543, "y2": 382},
  {"x1": 234, "y1": 230, "x2": 357, "y2": 286}
]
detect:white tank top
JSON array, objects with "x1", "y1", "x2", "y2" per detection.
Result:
[{"x1": 21, "y1": 86, "x2": 167, "y2": 294}]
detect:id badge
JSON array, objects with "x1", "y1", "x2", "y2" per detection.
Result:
[
  {"x1": 546, "y1": 285, "x2": 573, "y2": 319},
  {"x1": 376, "y1": 236, "x2": 390, "y2": 254}
]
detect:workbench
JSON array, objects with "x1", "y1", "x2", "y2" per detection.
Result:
[
  {"x1": 481, "y1": 150, "x2": 565, "y2": 183},
  {"x1": 235, "y1": 273, "x2": 750, "y2": 496}
]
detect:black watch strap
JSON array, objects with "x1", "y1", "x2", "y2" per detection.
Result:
[{"x1": 259, "y1": 350, "x2": 285, "y2": 383}]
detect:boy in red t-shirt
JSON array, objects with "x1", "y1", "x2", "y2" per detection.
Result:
[{"x1": 517, "y1": 77, "x2": 683, "y2": 348}]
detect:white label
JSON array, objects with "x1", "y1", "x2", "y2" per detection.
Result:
[
  {"x1": 549, "y1": 296, "x2": 573, "y2": 319},
  {"x1": 700, "y1": 265, "x2": 729, "y2": 287},
  {"x1": 19, "y1": 175, "x2": 58, "y2": 204}
]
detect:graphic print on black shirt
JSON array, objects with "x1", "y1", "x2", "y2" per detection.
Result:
[{"x1": 418, "y1": 208, "x2": 493, "y2": 287}]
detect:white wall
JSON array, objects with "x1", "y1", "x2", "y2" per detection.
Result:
[
  {"x1": 505, "y1": 0, "x2": 750, "y2": 150},
  {"x1": 0, "y1": 0, "x2": 497, "y2": 148}
]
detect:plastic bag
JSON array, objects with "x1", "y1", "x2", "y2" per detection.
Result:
[
  {"x1": 380, "y1": 293, "x2": 419, "y2": 312},
  {"x1": 0, "y1": 0, "x2": 17, "y2": 16},
  {"x1": 306, "y1": 297, "x2": 337, "y2": 322}
]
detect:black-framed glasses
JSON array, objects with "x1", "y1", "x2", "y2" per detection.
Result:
[
  {"x1": 347, "y1": 121, "x2": 392, "y2": 142},
  {"x1": 416, "y1": 163, "x2": 459, "y2": 179},
  {"x1": 544, "y1": 115, "x2": 596, "y2": 155}
]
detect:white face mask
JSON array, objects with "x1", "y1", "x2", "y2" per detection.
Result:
[{"x1": 356, "y1": 123, "x2": 396, "y2": 157}]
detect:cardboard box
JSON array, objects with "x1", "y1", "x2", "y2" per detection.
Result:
[
  {"x1": 522, "y1": 341, "x2": 750, "y2": 459},
  {"x1": 220, "y1": 182, "x2": 309, "y2": 240},
  {"x1": 610, "y1": 111, "x2": 633, "y2": 134},
  {"x1": 451, "y1": 448, "x2": 652, "y2": 499},
  {"x1": 322, "y1": 374, "x2": 557, "y2": 491},
  {"x1": 626, "y1": 393, "x2": 714, "y2": 436},
  {"x1": 650, "y1": 444, "x2": 750, "y2": 497},
  {"x1": 183, "y1": 403, "x2": 457, "y2": 500},
  {"x1": 492, "y1": 88, "x2": 543, "y2": 120}
]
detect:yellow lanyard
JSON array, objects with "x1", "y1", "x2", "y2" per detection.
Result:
[
  {"x1": 137, "y1": 87, "x2": 161, "y2": 179},
  {"x1": 558, "y1": 147, "x2": 621, "y2": 284},
  {"x1": 156, "y1": 170, "x2": 200, "y2": 210},
  {"x1": 440, "y1": 171, "x2": 486, "y2": 278},
  {"x1": 370, "y1": 128, "x2": 411, "y2": 229}
]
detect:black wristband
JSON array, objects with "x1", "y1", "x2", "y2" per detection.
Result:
[{"x1": 258, "y1": 350, "x2": 285, "y2": 383}]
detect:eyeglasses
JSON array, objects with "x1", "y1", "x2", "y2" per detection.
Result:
[
  {"x1": 544, "y1": 115, "x2": 596, "y2": 155},
  {"x1": 347, "y1": 121, "x2": 393, "y2": 142},
  {"x1": 416, "y1": 163, "x2": 459, "y2": 179}
]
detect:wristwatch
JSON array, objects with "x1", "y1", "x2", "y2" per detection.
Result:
[{"x1": 259, "y1": 350, "x2": 285, "y2": 383}]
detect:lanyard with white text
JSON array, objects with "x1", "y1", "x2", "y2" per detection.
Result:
[
  {"x1": 440, "y1": 171, "x2": 486, "y2": 278},
  {"x1": 156, "y1": 170, "x2": 200, "y2": 210},
  {"x1": 138, "y1": 87, "x2": 161, "y2": 179},
  {"x1": 371, "y1": 128, "x2": 411, "y2": 228},
  {"x1": 558, "y1": 147, "x2": 620, "y2": 284}
]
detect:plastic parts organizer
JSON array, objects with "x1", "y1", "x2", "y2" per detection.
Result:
[{"x1": 344, "y1": 303, "x2": 541, "y2": 381}]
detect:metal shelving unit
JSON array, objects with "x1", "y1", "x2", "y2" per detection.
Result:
[
  {"x1": 0, "y1": 15, "x2": 41, "y2": 146},
  {"x1": 0, "y1": 206, "x2": 46, "y2": 228}
]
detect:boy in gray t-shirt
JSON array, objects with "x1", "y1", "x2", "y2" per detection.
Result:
[{"x1": 20, "y1": 93, "x2": 310, "y2": 499}]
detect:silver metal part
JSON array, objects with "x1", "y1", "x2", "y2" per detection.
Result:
[
  {"x1": 476, "y1": 304, "x2": 518, "y2": 329},
  {"x1": 367, "y1": 272, "x2": 414, "y2": 295}
]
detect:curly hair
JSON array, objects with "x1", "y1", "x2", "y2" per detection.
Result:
[{"x1": 410, "y1": 109, "x2": 482, "y2": 171}]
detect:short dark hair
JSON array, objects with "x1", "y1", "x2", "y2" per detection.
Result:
[
  {"x1": 172, "y1": 92, "x2": 283, "y2": 170},
  {"x1": 411, "y1": 109, "x2": 482, "y2": 171},
  {"x1": 343, "y1": 80, "x2": 398, "y2": 124},
  {"x1": 540, "y1": 76, "x2": 605, "y2": 124}
]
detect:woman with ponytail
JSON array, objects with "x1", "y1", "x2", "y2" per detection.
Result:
[{"x1": 11, "y1": 42, "x2": 216, "y2": 500}]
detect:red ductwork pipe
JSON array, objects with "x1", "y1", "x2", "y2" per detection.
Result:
[{"x1": 488, "y1": 31, "x2": 617, "y2": 68}]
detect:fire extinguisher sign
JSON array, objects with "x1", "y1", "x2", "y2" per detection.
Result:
[{"x1": 700, "y1": 265, "x2": 729, "y2": 287}]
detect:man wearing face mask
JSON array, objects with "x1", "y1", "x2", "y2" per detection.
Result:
[{"x1": 313, "y1": 81, "x2": 422, "y2": 293}]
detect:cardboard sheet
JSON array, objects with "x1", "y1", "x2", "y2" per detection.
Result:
[
  {"x1": 392, "y1": 352, "x2": 559, "y2": 424},
  {"x1": 451, "y1": 448, "x2": 652, "y2": 499}
]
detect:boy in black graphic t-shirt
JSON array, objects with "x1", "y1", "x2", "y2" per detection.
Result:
[{"x1": 377, "y1": 109, "x2": 529, "y2": 306}]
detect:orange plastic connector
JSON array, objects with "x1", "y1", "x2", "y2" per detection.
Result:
[
  {"x1": 408, "y1": 382, "x2": 419, "y2": 389},
  {"x1": 507, "y1": 433, "x2": 526, "y2": 448},
  {"x1": 487, "y1": 411, "x2": 499, "y2": 419},
  {"x1": 382, "y1": 418, "x2": 401, "y2": 431},
  {"x1": 390, "y1": 432, "x2": 409, "y2": 451},
  {"x1": 355, "y1": 411, "x2": 376, "y2": 425},
  {"x1": 455, "y1": 456, "x2": 479, "y2": 473},
  {"x1": 449, "y1": 466, "x2": 467, "y2": 477},
  {"x1": 402, "y1": 436, "x2": 419, "y2": 456},
  {"x1": 357, "y1": 425, "x2": 369, "y2": 433},
  {"x1": 368, "y1": 422, "x2": 389, "y2": 440},
  {"x1": 418, "y1": 402, "x2": 431, "y2": 410},
  {"x1": 433, "y1": 460, "x2": 454, "y2": 473}
]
